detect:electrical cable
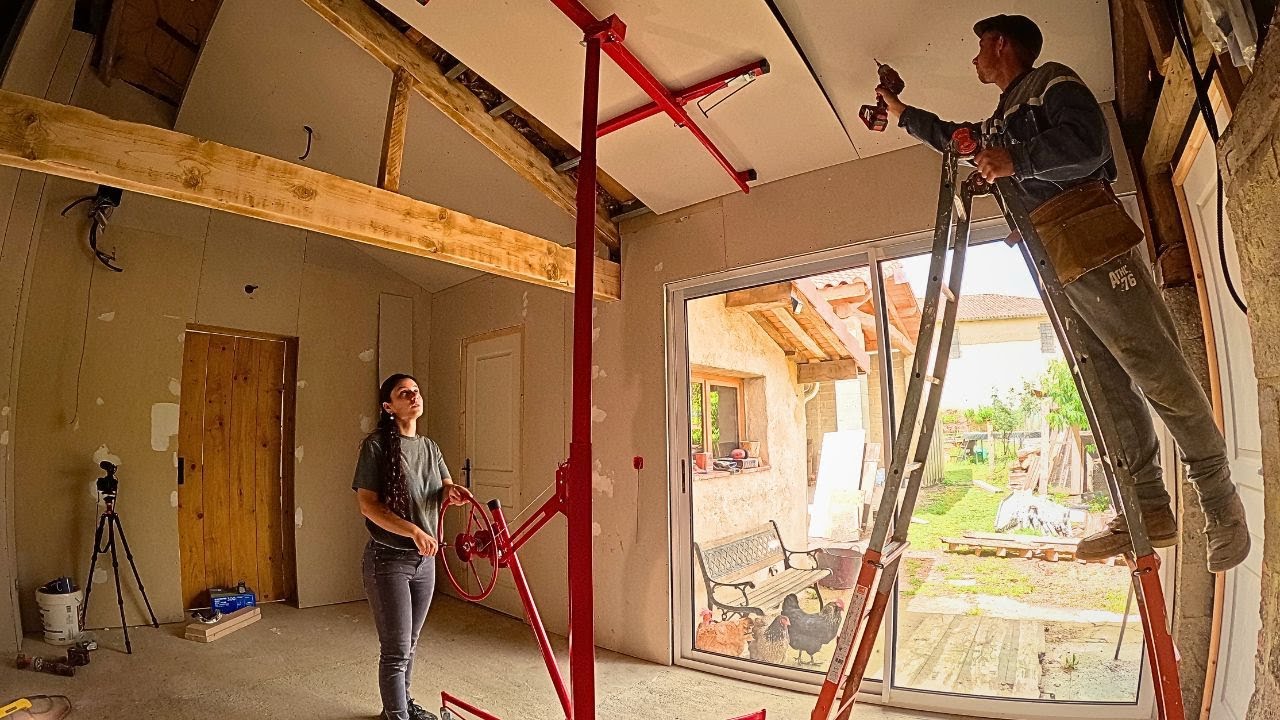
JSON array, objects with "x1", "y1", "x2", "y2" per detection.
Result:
[
  {"x1": 695, "y1": 73, "x2": 758, "y2": 118},
  {"x1": 1166, "y1": 0, "x2": 1247, "y2": 314},
  {"x1": 61, "y1": 193, "x2": 123, "y2": 272}
]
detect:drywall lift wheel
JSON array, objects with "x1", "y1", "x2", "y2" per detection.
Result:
[{"x1": 438, "y1": 493, "x2": 499, "y2": 602}]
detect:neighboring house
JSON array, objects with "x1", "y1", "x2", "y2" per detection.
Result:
[{"x1": 941, "y1": 294, "x2": 1056, "y2": 410}]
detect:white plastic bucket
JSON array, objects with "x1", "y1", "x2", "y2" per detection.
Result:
[{"x1": 36, "y1": 588, "x2": 83, "y2": 645}]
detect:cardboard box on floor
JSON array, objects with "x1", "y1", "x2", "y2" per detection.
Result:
[{"x1": 184, "y1": 606, "x2": 261, "y2": 643}]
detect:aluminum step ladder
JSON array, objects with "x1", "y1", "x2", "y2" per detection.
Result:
[{"x1": 810, "y1": 130, "x2": 1184, "y2": 720}]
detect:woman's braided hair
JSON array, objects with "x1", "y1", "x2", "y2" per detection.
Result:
[{"x1": 375, "y1": 373, "x2": 415, "y2": 519}]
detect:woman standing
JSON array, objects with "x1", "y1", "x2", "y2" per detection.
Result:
[{"x1": 353, "y1": 374, "x2": 468, "y2": 720}]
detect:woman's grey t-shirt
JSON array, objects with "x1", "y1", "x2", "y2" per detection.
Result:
[{"x1": 351, "y1": 434, "x2": 451, "y2": 550}]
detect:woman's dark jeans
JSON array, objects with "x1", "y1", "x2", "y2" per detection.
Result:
[{"x1": 362, "y1": 540, "x2": 436, "y2": 720}]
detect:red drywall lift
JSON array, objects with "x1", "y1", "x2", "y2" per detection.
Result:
[{"x1": 435, "y1": 3, "x2": 763, "y2": 719}]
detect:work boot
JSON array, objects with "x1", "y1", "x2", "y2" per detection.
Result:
[
  {"x1": 1076, "y1": 505, "x2": 1179, "y2": 562},
  {"x1": 1205, "y1": 492, "x2": 1251, "y2": 573}
]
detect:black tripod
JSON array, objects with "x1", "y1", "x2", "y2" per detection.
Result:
[{"x1": 80, "y1": 474, "x2": 159, "y2": 653}]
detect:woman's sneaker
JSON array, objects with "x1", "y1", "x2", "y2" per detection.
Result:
[
  {"x1": 1205, "y1": 492, "x2": 1251, "y2": 572},
  {"x1": 408, "y1": 699, "x2": 438, "y2": 720}
]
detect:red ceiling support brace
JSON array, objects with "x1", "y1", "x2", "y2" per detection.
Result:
[
  {"x1": 549, "y1": 0, "x2": 756, "y2": 193},
  {"x1": 597, "y1": 59, "x2": 770, "y2": 138}
]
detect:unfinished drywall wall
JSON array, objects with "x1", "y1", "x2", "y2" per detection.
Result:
[
  {"x1": 0, "y1": 0, "x2": 93, "y2": 654},
  {"x1": 426, "y1": 275, "x2": 571, "y2": 632},
  {"x1": 13, "y1": 168, "x2": 433, "y2": 629}
]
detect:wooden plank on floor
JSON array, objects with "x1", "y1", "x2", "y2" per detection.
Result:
[
  {"x1": 953, "y1": 615, "x2": 1005, "y2": 696},
  {"x1": 229, "y1": 337, "x2": 260, "y2": 594},
  {"x1": 177, "y1": 331, "x2": 210, "y2": 609},
  {"x1": 897, "y1": 613, "x2": 962, "y2": 688},
  {"x1": 202, "y1": 333, "x2": 236, "y2": 590},
  {"x1": 254, "y1": 339, "x2": 286, "y2": 602},
  {"x1": 1014, "y1": 619, "x2": 1045, "y2": 698}
]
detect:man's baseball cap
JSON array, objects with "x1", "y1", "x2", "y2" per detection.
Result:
[{"x1": 973, "y1": 14, "x2": 1044, "y2": 62}]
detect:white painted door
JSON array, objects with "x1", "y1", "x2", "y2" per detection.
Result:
[
  {"x1": 1183, "y1": 132, "x2": 1265, "y2": 720},
  {"x1": 461, "y1": 328, "x2": 523, "y2": 617}
]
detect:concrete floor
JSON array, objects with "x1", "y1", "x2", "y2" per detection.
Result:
[{"x1": 1, "y1": 597, "x2": 962, "y2": 720}]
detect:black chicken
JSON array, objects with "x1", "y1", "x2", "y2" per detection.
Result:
[{"x1": 780, "y1": 593, "x2": 845, "y2": 666}]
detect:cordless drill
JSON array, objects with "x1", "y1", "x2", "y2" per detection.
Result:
[{"x1": 860, "y1": 61, "x2": 904, "y2": 132}]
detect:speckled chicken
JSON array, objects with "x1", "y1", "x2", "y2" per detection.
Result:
[
  {"x1": 747, "y1": 614, "x2": 791, "y2": 665},
  {"x1": 781, "y1": 594, "x2": 845, "y2": 666}
]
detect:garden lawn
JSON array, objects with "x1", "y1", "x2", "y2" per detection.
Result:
[{"x1": 907, "y1": 461, "x2": 1010, "y2": 551}]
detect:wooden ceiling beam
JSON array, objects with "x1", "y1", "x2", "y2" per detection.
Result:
[
  {"x1": 798, "y1": 359, "x2": 862, "y2": 383},
  {"x1": 792, "y1": 279, "x2": 872, "y2": 371},
  {"x1": 0, "y1": 90, "x2": 620, "y2": 300},
  {"x1": 300, "y1": 0, "x2": 621, "y2": 251},
  {"x1": 379, "y1": 66, "x2": 414, "y2": 192}
]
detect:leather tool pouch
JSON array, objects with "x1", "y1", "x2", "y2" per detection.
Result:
[{"x1": 1028, "y1": 180, "x2": 1144, "y2": 285}]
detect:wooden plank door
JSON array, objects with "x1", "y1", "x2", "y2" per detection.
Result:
[
  {"x1": 451, "y1": 327, "x2": 523, "y2": 616},
  {"x1": 178, "y1": 329, "x2": 290, "y2": 609}
]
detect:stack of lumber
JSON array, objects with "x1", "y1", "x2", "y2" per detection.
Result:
[
  {"x1": 184, "y1": 606, "x2": 261, "y2": 642},
  {"x1": 939, "y1": 531, "x2": 1116, "y2": 565}
]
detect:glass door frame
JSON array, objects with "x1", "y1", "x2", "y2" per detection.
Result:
[{"x1": 666, "y1": 218, "x2": 1163, "y2": 718}]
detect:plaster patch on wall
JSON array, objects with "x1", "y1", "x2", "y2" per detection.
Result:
[
  {"x1": 591, "y1": 459, "x2": 614, "y2": 497},
  {"x1": 654, "y1": 262, "x2": 664, "y2": 272},
  {"x1": 161, "y1": 314, "x2": 184, "y2": 321},
  {"x1": 151, "y1": 403, "x2": 180, "y2": 451},
  {"x1": 598, "y1": 368, "x2": 608, "y2": 379},
  {"x1": 591, "y1": 406, "x2": 606, "y2": 423},
  {"x1": 178, "y1": 333, "x2": 186, "y2": 344},
  {"x1": 168, "y1": 378, "x2": 181, "y2": 396},
  {"x1": 591, "y1": 365, "x2": 600, "y2": 380},
  {"x1": 591, "y1": 521, "x2": 602, "y2": 537},
  {"x1": 92, "y1": 568, "x2": 108, "y2": 584},
  {"x1": 97, "y1": 311, "x2": 115, "y2": 322},
  {"x1": 172, "y1": 452, "x2": 179, "y2": 467},
  {"x1": 170, "y1": 490, "x2": 179, "y2": 508},
  {"x1": 95, "y1": 398, "x2": 104, "y2": 406},
  {"x1": 522, "y1": 291, "x2": 529, "y2": 319},
  {"x1": 0, "y1": 430, "x2": 8, "y2": 446},
  {"x1": 358, "y1": 349, "x2": 375, "y2": 363},
  {"x1": 591, "y1": 327, "x2": 601, "y2": 343},
  {"x1": 72, "y1": 418, "x2": 81, "y2": 432},
  {"x1": 295, "y1": 446, "x2": 304, "y2": 462},
  {"x1": 92, "y1": 445, "x2": 122, "y2": 468},
  {"x1": 360, "y1": 415, "x2": 375, "y2": 433},
  {"x1": 1, "y1": 406, "x2": 9, "y2": 415},
  {"x1": 295, "y1": 507, "x2": 304, "y2": 527},
  {"x1": 296, "y1": 380, "x2": 308, "y2": 390}
]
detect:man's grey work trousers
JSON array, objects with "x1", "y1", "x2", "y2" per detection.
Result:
[{"x1": 1061, "y1": 248, "x2": 1236, "y2": 515}]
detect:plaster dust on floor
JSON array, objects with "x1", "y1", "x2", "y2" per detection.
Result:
[{"x1": 0, "y1": 598, "x2": 961, "y2": 720}]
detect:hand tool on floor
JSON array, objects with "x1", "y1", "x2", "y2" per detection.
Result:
[
  {"x1": 860, "y1": 61, "x2": 904, "y2": 132},
  {"x1": 810, "y1": 128, "x2": 1184, "y2": 720},
  {"x1": 15, "y1": 655, "x2": 75, "y2": 678},
  {"x1": 1, "y1": 696, "x2": 72, "y2": 720}
]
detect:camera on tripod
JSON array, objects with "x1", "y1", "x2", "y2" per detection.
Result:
[{"x1": 96, "y1": 461, "x2": 119, "y2": 498}]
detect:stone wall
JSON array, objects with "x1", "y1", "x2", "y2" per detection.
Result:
[{"x1": 1218, "y1": 8, "x2": 1280, "y2": 716}]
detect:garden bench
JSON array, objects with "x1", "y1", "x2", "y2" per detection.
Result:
[{"x1": 694, "y1": 520, "x2": 830, "y2": 620}]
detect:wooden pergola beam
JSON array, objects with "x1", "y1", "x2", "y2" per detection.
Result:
[
  {"x1": 792, "y1": 279, "x2": 871, "y2": 371},
  {"x1": 0, "y1": 90, "x2": 620, "y2": 300},
  {"x1": 300, "y1": 0, "x2": 621, "y2": 251}
]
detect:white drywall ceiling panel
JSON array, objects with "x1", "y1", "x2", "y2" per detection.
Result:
[
  {"x1": 377, "y1": 0, "x2": 857, "y2": 214},
  {"x1": 772, "y1": 0, "x2": 1116, "y2": 160}
]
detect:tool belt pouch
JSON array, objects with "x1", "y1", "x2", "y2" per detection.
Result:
[{"x1": 1029, "y1": 180, "x2": 1144, "y2": 285}]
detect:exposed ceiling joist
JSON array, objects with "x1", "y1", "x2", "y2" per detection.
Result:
[
  {"x1": 299, "y1": 0, "x2": 621, "y2": 251},
  {"x1": 0, "y1": 90, "x2": 620, "y2": 300}
]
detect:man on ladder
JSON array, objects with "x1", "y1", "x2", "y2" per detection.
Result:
[{"x1": 875, "y1": 13, "x2": 1250, "y2": 572}]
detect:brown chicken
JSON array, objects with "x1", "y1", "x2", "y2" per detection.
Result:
[
  {"x1": 694, "y1": 608, "x2": 753, "y2": 657},
  {"x1": 747, "y1": 614, "x2": 791, "y2": 665}
]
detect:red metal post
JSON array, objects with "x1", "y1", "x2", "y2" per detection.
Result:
[
  {"x1": 547, "y1": 0, "x2": 754, "y2": 193},
  {"x1": 491, "y1": 503, "x2": 573, "y2": 718},
  {"x1": 597, "y1": 59, "x2": 769, "y2": 137},
  {"x1": 567, "y1": 19, "x2": 611, "y2": 720},
  {"x1": 441, "y1": 692, "x2": 505, "y2": 720}
]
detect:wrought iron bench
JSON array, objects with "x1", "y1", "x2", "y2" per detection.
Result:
[{"x1": 694, "y1": 520, "x2": 830, "y2": 620}]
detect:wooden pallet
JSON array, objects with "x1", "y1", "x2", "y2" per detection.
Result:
[{"x1": 940, "y1": 532, "x2": 1116, "y2": 565}]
